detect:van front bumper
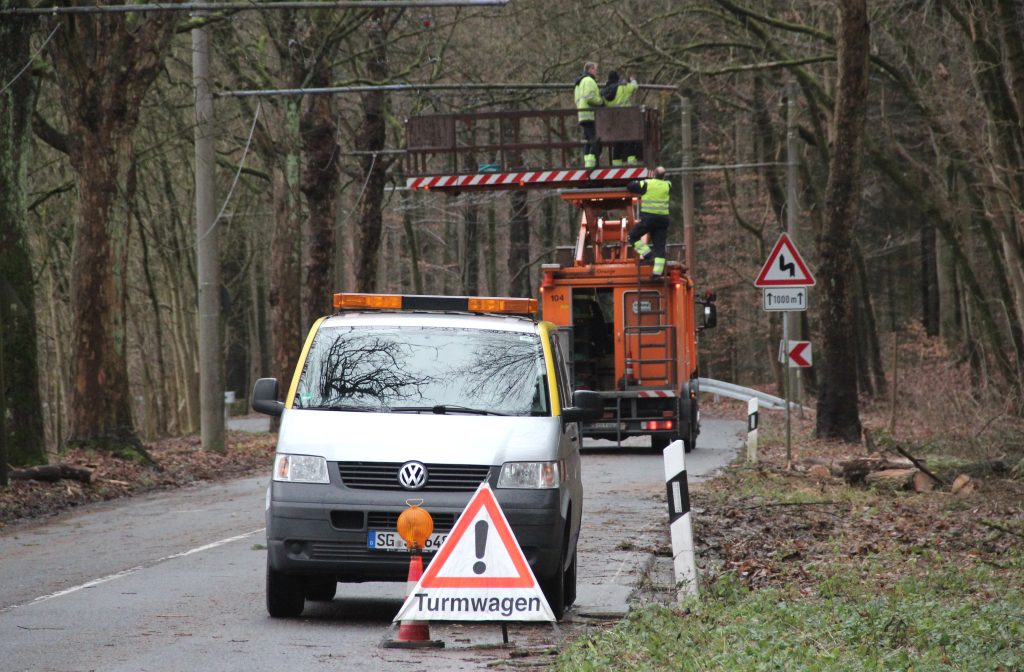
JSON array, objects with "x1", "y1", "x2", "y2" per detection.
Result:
[{"x1": 265, "y1": 479, "x2": 566, "y2": 583}]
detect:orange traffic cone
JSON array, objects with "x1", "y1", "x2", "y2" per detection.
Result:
[{"x1": 383, "y1": 552, "x2": 444, "y2": 648}]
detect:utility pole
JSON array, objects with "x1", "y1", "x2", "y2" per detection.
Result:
[
  {"x1": 193, "y1": 19, "x2": 224, "y2": 451},
  {"x1": 681, "y1": 96, "x2": 694, "y2": 272},
  {"x1": 785, "y1": 82, "x2": 802, "y2": 426}
]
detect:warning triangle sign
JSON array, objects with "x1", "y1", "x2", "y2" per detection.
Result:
[
  {"x1": 393, "y1": 483, "x2": 555, "y2": 622},
  {"x1": 754, "y1": 233, "x2": 816, "y2": 287}
]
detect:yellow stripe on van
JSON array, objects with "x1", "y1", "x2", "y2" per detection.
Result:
[
  {"x1": 538, "y1": 321, "x2": 561, "y2": 416},
  {"x1": 285, "y1": 316, "x2": 327, "y2": 408}
]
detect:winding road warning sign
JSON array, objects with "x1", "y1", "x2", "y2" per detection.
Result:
[
  {"x1": 393, "y1": 483, "x2": 555, "y2": 622},
  {"x1": 755, "y1": 233, "x2": 815, "y2": 287}
]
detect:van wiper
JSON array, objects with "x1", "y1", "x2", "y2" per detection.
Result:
[
  {"x1": 304, "y1": 403, "x2": 388, "y2": 412},
  {"x1": 390, "y1": 405, "x2": 508, "y2": 416}
]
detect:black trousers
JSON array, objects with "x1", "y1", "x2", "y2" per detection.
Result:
[
  {"x1": 580, "y1": 120, "x2": 600, "y2": 157},
  {"x1": 628, "y1": 212, "x2": 670, "y2": 258}
]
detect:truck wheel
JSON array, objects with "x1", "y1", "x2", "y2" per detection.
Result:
[
  {"x1": 679, "y1": 396, "x2": 697, "y2": 453},
  {"x1": 304, "y1": 577, "x2": 337, "y2": 602},
  {"x1": 266, "y1": 558, "x2": 305, "y2": 617}
]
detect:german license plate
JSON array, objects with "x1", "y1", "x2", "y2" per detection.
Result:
[
  {"x1": 367, "y1": 530, "x2": 448, "y2": 553},
  {"x1": 590, "y1": 422, "x2": 624, "y2": 431}
]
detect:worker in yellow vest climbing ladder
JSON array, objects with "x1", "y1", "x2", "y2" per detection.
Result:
[
  {"x1": 574, "y1": 61, "x2": 604, "y2": 168},
  {"x1": 626, "y1": 166, "x2": 672, "y2": 278}
]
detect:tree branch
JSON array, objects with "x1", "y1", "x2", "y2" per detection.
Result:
[{"x1": 32, "y1": 112, "x2": 68, "y2": 154}]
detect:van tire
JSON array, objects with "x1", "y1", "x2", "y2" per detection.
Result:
[
  {"x1": 266, "y1": 558, "x2": 305, "y2": 617},
  {"x1": 564, "y1": 548, "x2": 578, "y2": 608},
  {"x1": 541, "y1": 529, "x2": 568, "y2": 620}
]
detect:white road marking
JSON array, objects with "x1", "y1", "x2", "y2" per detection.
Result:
[{"x1": 1, "y1": 528, "x2": 265, "y2": 613}]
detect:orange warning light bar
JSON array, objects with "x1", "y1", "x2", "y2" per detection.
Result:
[
  {"x1": 333, "y1": 293, "x2": 537, "y2": 316},
  {"x1": 333, "y1": 293, "x2": 403, "y2": 310},
  {"x1": 467, "y1": 297, "x2": 537, "y2": 314}
]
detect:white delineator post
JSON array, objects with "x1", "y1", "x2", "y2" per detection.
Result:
[
  {"x1": 747, "y1": 397, "x2": 759, "y2": 463},
  {"x1": 662, "y1": 439, "x2": 698, "y2": 598}
]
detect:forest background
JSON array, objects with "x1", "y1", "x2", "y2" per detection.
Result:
[{"x1": 2, "y1": 0, "x2": 1024, "y2": 479}]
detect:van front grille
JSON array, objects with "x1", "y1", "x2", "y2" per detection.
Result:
[
  {"x1": 337, "y1": 461, "x2": 491, "y2": 492},
  {"x1": 366, "y1": 511, "x2": 457, "y2": 532}
]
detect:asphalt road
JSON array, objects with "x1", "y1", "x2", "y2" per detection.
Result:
[{"x1": 0, "y1": 419, "x2": 742, "y2": 671}]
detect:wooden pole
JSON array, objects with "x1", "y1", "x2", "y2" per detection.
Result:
[
  {"x1": 681, "y1": 96, "x2": 694, "y2": 272},
  {"x1": 193, "y1": 20, "x2": 225, "y2": 451}
]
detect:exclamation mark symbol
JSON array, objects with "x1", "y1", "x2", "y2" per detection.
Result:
[{"x1": 473, "y1": 520, "x2": 488, "y2": 574}]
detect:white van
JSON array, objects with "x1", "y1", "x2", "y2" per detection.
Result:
[{"x1": 251, "y1": 294, "x2": 601, "y2": 620}]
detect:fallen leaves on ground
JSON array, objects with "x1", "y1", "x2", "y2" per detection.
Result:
[{"x1": 0, "y1": 430, "x2": 275, "y2": 529}]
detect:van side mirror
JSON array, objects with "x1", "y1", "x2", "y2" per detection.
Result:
[
  {"x1": 251, "y1": 378, "x2": 284, "y2": 417},
  {"x1": 562, "y1": 389, "x2": 603, "y2": 423}
]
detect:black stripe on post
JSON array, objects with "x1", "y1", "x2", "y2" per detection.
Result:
[
  {"x1": 748, "y1": 411, "x2": 759, "y2": 432},
  {"x1": 665, "y1": 471, "x2": 690, "y2": 523}
]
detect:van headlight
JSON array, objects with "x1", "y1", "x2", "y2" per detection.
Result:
[
  {"x1": 497, "y1": 461, "x2": 562, "y2": 489},
  {"x1": 274, "y1": 454, "x2": 330, "y2": 484}
]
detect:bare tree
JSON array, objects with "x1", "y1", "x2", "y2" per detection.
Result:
[
  {"x1": 815, "y1": 0, "x2": 867, "y2": 442},
  {"x1": 38, "y1": 8, "x2": 179, "y2": 453},
  {"x1": 1, "y1": 6, "x2": 47, "y2": 479}
]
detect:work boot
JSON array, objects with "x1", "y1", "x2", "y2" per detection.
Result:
[{"x1": 652, "y1": 257, "x2": 666, "y2": 276}]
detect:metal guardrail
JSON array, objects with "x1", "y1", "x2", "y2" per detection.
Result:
[{"x1": 697, "y1": 377, "x2": 806, "y2": 412}]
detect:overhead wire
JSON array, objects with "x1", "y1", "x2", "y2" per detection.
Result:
[{"x1": 0, "y1": 23, "x2": 61, "y2": 96}]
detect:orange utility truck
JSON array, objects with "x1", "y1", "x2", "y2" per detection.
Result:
[
  {"x1": 538, "y1": 188, "x2": 715, "y2": 452},
  {"x1": 404, "y1": 105, "x2": 716, "y2": 450}
]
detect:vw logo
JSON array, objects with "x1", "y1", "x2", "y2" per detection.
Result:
[{"x1": 398, "y1": 461, "x2": 428, "y2": 490}]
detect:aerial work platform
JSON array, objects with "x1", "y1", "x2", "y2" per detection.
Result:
[{"x1": 404, "y1": 107, "x2": 659, "y2": 193}]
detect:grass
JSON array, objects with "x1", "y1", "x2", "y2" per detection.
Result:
[
  {"x1": 555, "y1": 399, "x2": 1024, "y2": 671},
  {"x1": 556, "y1": 560, "x2": 1024, "y2": 671}
]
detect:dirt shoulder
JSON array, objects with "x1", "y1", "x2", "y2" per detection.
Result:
[{"x1": 0, "y1": 430, "x2": 276, "y2": 531}]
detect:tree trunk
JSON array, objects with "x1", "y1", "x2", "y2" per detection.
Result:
[
  {"x1": 269, "y1": 165, "x2": 303, "y2": 393},
  {"x1": 0, "y1": 7, "x2": 46, "y2": 476},
  {"x1": 509, "y1": 190, "x2": 531, "y2": 297},
  {"x1": 354, "y1": 10, "x2": 391, "y2": 293},
  {"x1": 852, "y1": 242, "x2": 886, "y2": 397},
  {"x1": 463, "y1": 198, "x2": 480, "y2": 295},
  {"x1": 302, "y1": 63, "x2": 340, "y2": 322},
  {"x1": 936, "y1": 227, "x2": 960, "y2": 345},
  {"x1": 921, "y1": 219, "x2": 940, "y2": 337},
  {"x1": 815, "y1": 0, "x2": 867, "y2": 443},
  {"x1": 48, "y1": 11, "x2": 176, "y2": 452}
]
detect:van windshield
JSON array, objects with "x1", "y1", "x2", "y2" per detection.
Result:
[{"x1": 292, "y1": 325, "x2": 549, "y2": 416}]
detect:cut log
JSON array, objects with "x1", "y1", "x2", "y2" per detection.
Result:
[
  {"x1": 837, "y1": 457, "x2": 915, "y2": 484},
  {"x1": 8, "y1": 464, "x2": 95, "y2": 484},
  {"x1": 951, "y1": 473, "x2": 974, "y2": 496},
  {"x1": 912, "y1": 470, "x2": 935, "y2": 493},
  {"x1": 865, "y1": 468, "x2": 917, "y2": 491},
  {"x1": 808, "y1": 464, "x2": 833, "y2": 479}
]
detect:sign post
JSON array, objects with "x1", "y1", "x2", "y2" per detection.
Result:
[{"x1": 755, "y1": 233, "x2": 814, "y2": 467}]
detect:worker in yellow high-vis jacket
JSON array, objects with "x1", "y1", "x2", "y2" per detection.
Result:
[
  {"x1": 602, "y1": 70, "x2": 640, "y2": 166},
  {"x1": 574, "y1": 62, "x2": 604, "y2": 168},
  {"x1": 626, "y1": 166, "x2": 672, "y2": 278}
]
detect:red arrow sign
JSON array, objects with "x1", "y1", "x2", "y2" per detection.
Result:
[{"x1": 788, "y1": 341, "x2": 812, "y2": 368}]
